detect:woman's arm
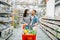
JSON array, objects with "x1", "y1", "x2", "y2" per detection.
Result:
[{"x1": 22, "y1": 17, "x2": 28, "y2": 25}]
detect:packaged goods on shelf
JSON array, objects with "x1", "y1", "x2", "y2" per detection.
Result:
[
  {"x1": 0, "y1": 17, "x2": 12, "y2": 22},
  {"x1": 56, "y1": 33, "x2": 60, "y2": 39},
  {"x1": 0, "y1": 4, "x2": 11, "y2": 13},
  {"x1": 0, "y1": 0, "x2": 13, "y2": 40},
  {"x1": 0, "y1": 24, "x2": 13, "y2": 39},
  {"x1": 56, "y1": 28, "x2": 60, "y2": 39}
]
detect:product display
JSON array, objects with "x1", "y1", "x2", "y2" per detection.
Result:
[
  {"x1": 41, "y1": 18, "x2": 60, "y2": 40},
  {"x1": 0, "y1": 17, "x2": 12, "y2": 22},
  {"x1": 0, "y1": 0, "x2": 13, "y2": 40},
  {"x1": 56, "y1": 28, "x2": 60, "y2": 39}
]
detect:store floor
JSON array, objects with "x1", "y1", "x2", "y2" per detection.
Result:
[{"x1": 8, "y1": 25, "x2": 51, "y2": 40}]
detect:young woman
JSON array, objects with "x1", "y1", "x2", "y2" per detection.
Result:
[{"x1": 22, "y1": 9, "x2": 30, "y2": 29}]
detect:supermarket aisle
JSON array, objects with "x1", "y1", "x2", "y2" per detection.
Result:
[
  {"x1": 8, "y1": 25, "x2": 51, "y2": 40},
  {"x1": 37, "y1": 25, "x2": 51, "y2": 40}
]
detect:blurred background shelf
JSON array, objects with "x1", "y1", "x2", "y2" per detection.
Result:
[
  {"x1": 0, "y1": 0, "x2": 13, "y2": 40},
  {"x1": 40, "y1": 18, "x2": 60, "y2": 40}
]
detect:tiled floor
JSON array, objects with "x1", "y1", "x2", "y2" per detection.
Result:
[{"x1": 7, "y1": 25, "x2": 51, "y2": 40}]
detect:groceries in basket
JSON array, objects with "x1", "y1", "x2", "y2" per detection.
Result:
[
  {"x1": 23, "y1": 28, "x2": 36, "y2": 35},
  {"x1": 24, "y1": 29, "x2": 36, "y2": 35}
]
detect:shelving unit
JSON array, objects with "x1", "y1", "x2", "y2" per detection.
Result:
[
  {"x1": 55, "y1": 0, "x2": 60, "y2": 5},
  {"x1": 0, "y1": 0, "x2": 11, "y2": 6},
  {"x1": 40, "y1": 18, "x2": 60, "y2": 40},
  {"x1": 55, "y1": 0, "x2": 60, "y2": 20},
  {"x1": 0, "y1": 0, "x2": 13, "y2": 40}
]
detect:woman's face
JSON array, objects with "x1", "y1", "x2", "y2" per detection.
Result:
[
  {"x1": 27, "y1": 11, "x2": 30, "y2": 15},
  {"x1": 27, "y1": 11, "x2": 29, "y2": 14}
]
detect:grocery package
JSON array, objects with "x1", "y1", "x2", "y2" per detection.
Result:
[{"x1": 24, "y1": 29, "x2": 29, "y2": 34}]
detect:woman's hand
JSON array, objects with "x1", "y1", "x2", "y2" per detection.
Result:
[{"x1": 22, "y1": 23, "x2": 28, "y2": 29}]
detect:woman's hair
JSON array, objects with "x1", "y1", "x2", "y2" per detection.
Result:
[{"x1": 23, "y1": 9, "x2": 29, "y2": 17}]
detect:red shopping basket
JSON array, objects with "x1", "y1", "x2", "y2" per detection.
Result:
[{"x1": 22, "y1": 34, "x2": 36, "y2": 40}]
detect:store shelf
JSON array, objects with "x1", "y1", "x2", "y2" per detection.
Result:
[
  {"x1": 42, "y1": 18, "x2": 60, "y2": 26},
  {"x1": 0, "y1": 17, "x2": 12, "y2": 22},
  {"x1": 1, "y1": 26, "x2": 13, "y2": 39},
  {"x1": 41, "y1": 22, "x2": 60, "y2": 34},
  {"x1": 42, "y1": 18, "x2": 60, "y2": 21},
  {"x1": 55, "y1": 0, "x2": 60, "y2": 6},
  {"x1": 45, "y1": 20, "x2": 60, "y2": 26},
  {"x1": 40, "y1": 21, "x2": 59, "y2": 31},
  {"x1": 0, "y1": 6, "x2": 11, "y2": 14},
  {"x1": 0, "y1": 12, "x2": 11, "y2": 14},
  {"x1": 0, "y1": 0, "x2": 13, "y2": 40},
  {"x1": 55, "y1": 0, "x2": 60, "y2": 2},
  {"x1": 0, "y1": 24, "x2": 11, "y2": 31},
  {"x1": 40, "y1": 18, "x2": 60, "y2": 40},
  {"x1": 40, "y1": 24, "x2": 58, "y2": 40},
  {"x1": 0, "y1": 1, "x2": 10, "y2": 6}
]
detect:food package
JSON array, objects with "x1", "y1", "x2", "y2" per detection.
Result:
[{"x1": 24, "y1": 30, "x2": 29, "y2": 34}]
